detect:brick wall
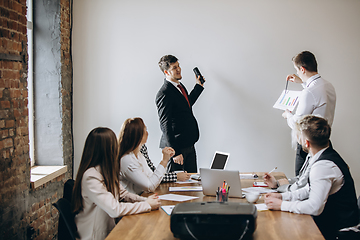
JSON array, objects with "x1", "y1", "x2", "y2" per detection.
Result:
[{"x1": 0, "y1": 1, "x2": 73, "y2": 239}]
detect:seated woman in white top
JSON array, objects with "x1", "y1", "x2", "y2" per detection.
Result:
[
  {"x1": 72, "y1": 127, "x2": 161, "y2": 240},
  {"x1": 118, "y1": 117, "x2": 175, "y2": 194}
]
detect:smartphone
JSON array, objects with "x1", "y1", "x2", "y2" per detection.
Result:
[{"x1": 193, "y1": 67, "x2": 205, "y2": 84}]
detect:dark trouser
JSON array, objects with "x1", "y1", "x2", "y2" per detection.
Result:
[
  {"x1": 295, "y1": 143, "x2": 307, "y2": 176},
  {"x1": 168, "y1": 146, "x2": 197, "y2": 173}
]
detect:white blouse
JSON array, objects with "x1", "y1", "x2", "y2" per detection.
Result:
[
  {"x1": 75, "y1": 166, "x2": 151, "y2": 240},
  {"x1": 120, "y1": 152, "x2": 166, "y2": 194}
]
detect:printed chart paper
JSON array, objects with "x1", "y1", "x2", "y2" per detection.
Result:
[{"x1": 273, "y1": 90, "x2": 301, "y2": 111}]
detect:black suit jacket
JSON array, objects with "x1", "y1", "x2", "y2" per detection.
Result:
[{"x1": 156, "y1": 80, "x2": 204, "y2": 155}]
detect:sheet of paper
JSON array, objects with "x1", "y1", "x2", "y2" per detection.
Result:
[
  {"x1": 158, "y1": 193, "x2": 199, "y2": 202},
  {"x1": 169, "y1": 186, "x2": 203, "y2": 192},
  {"x1": 242, "y1": 187, "x2": 277, "y2": 194},
  {"x1": 176, "y1": 179, "x2": 200, "y2": 184},
  {"x1": 255, "y1": 203, "x2": 268, "y2": 211},
  {"x1": 253, "y1": 182, "x2": 268, "y2": 187},
  {"x1": 273, "y1": 90, "x2": 301, "y2": 111},
  {"x1": 161, "y1": 205, "x2": 175, "y2": 215},
  {"x1": 240, "y1": 174, "x2": 258, "y2": 179}
]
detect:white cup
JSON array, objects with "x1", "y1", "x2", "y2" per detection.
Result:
[{"x1": 245, "y1": 193, "x2": 261, "y2": 203}]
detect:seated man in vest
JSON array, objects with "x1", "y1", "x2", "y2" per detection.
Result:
[{"x1": 265, "y1": 115, "x2": 359, "y2": 240}]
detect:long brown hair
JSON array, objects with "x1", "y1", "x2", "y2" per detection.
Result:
[
  {"x1": 72, "y1": 127, "x2": 119, "y2": 213},
  {"x1": 118, "y1": 117, "x2": 145, "y2": 161}
]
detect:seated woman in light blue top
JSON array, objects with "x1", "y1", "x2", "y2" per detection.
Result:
[{"x1": 118, "y1": 117, "x2": 175, "y2": 195}]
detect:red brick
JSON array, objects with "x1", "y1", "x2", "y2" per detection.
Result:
[
  {"x1": 2, "y1": 138, "x2": 13, "y2": 148},
  {"x1": 3, "y1": 149, "x2": 10, "y2": 158},
  {"x1": 11, "y1": 99, "x2": 19, "y2": 108},
  {"x1": 1, "y1": 100, "x2": 10, "y2": 108},
  {"x1": 1, "y1": 129, "x2": 9, "y2": 138},
  {"x1": 5, "y1": 120, "x2": 14, "y2": 128},
  {"x1": 10, "y1": 89, "x2": 21, "y2": 98},
  {"x1": 13, "y1": 109, "x2": 20, "y2": 117}
]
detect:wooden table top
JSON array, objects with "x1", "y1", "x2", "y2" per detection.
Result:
[{"x1": 106, "y1": 172, "x2": 324, "y2": 240}]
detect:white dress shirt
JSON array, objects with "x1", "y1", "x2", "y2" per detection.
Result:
[
  {"x1": 75, "y1": 166, "x2": 151, "y2": 240},
  {"x1": 281, "y1": 148, "x2": 344, "y2": 216},
  {"x1": 166, "y1": 78, "x2": 183, "y2": 94},
  {"x1": 120, "y1": 152, "x2": 166, "y2": 194},
  {"x1": 286, "y1": 74, "x2": 336, "y2": 129},
  {"x1": 278, "y1": 155, "x2": 311, "y2": 193}
]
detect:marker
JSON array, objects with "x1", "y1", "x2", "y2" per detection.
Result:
[
  {"x1": 285, "y1": 79, "x2": 289, "y2": 93},
  {"x1": 268, "y1": 167, "x2": 277, "y2": 174}
]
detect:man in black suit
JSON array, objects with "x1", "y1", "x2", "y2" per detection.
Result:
[{"x1": 156, "y1": 55, "x2": 205, "y2": 173}]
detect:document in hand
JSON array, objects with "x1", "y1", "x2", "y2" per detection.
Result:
[{"x1": 273, "y1": 90, "x2": 301, "y2": 111}]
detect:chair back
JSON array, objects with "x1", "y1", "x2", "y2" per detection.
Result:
[
  {"x1": 358, "y1": 196, "x2": 360, "y2": 223},
  {"x1": 64, "y1": 179, "x2": 75, "y2": 203},
  {"x1": 53, "y1": 198, "x2": 80, "y2": 240}
]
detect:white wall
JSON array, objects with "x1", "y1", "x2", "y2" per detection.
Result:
[{"x1": 73, "y1": 0, "x2": 360, "y2": 194}]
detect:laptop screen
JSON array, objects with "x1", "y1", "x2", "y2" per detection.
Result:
[{"x1": 210, "y1": 152, "x2": 229, "y2": 169}]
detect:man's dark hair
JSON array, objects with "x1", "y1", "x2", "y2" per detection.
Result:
[
  {"x1": 158, "y1": 55, "x2": 178, "y2": 73},
  {"x1": 296, "y1": 115, "x2": 331, "y2": 148},
  {"x1": 292, "y1": 51, "x2": 318, "y2": 72}
]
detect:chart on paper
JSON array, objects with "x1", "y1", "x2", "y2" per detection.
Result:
[{"x1": 273, "y1": 90, "x2": 301, "y2": 111}]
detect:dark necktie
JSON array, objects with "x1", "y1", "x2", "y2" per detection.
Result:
[{"x1": 177, "y1": 84, "x2": 190, "y2": 107}]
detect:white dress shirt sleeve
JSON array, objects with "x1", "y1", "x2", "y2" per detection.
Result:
[
  {"x1": 286, "y1": 87, "x2": 316, "y2": 129},
  {"x1": 121, "y1": 154, "x2": 166, "y2": 193},
  {"x1": 82, "y1": 169, "x2": 151, "y2": 218},
  {"x1": 281, "y1": 160, "x2": 343, "y2": 216}
]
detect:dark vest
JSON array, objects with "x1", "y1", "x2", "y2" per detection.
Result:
[{"x1": 311, "y1": 147, "x2": 359, "y2": 240}]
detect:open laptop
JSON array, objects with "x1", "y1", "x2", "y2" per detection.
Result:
[
  {"x1": 200, "y1": 168, "x2": 243, "y2": 198},
  {"x1": 191, "y1": 151, "x2": 230, "y2": 180}
]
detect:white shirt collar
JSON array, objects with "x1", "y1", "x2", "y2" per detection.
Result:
[
  {"x1": 308, "y1": 146, "x2": 329, "y2": 165},
  {"x1": 165, "y1": 78, "x2": 182, "y2": 93},
  {"x1": 303, "y1": 73, "x2": 321, "y2": 88}
]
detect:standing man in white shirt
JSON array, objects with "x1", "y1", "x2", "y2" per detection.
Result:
[
  {"x1": 282, "y1": 51, "x2": 336, "y2": 175},
  {"x1": 265, "y1": 115, "x2": 358, "y2": 240}
]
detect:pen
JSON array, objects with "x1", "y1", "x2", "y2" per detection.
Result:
[
  {"x1": 285, "y1": 80, "x2": 289, "y2": 93},
  {"x1": 268, "y1": 167, "x2": 277, "y2": 174}
]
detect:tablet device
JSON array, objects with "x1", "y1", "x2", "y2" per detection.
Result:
[{"x1": 210, "y1": 151, "x2": 229, "y2": 169}]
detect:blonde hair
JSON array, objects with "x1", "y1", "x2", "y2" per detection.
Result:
[{"x1": 294, "y1": 115, "x2": 331, "y2": 149}]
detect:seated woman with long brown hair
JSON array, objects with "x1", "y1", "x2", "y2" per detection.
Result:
[
  {"x1": 118, "y1": 117, "x2": 175, "y2": 194},
  {"x1": 72, "y1": 127, "x2": 160, "y2": 240}
]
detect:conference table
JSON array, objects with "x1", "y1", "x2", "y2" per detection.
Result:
[{"x1": 105, "y1": 172, "x2": 324, "y2": 240}]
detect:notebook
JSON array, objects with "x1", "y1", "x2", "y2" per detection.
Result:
[
  {"x1": 190, "y1": 151, "x2": 230, "y2": 180},
  {"x1": 200, "y1": 168, "x2": 243, "y2": 198}
]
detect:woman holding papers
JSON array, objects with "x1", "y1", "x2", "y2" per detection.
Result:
[
  {"x1": 119, "y1": 117, "x2": 175, "y2": 194},
  {"x1": 72, "y1": 127, "x2": 160, "y2": 240}
]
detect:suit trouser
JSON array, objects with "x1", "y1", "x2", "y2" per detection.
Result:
[
  {"x1": 295, "y1": 143, "x2": 307, "y2": 176},
  {"x1": 168, "y1": 146, "x2": 197, "y2": 173}
]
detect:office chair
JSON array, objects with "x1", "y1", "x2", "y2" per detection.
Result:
[
  {"x1": 63, "y1": 179, "x2": 75, "y2": 203},
  {"x1": 358, "y1": 195, "x2": 360, "y2": 223},
  {"x1": 53, "y1": 198, "x2": 80, "y2": 240}
]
